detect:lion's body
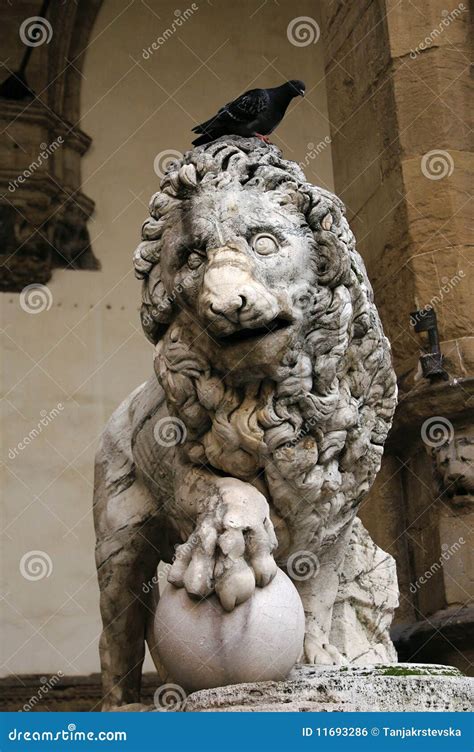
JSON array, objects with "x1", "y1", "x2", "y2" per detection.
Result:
[{"x1": 94, "y1": 137, "x2": 399, "y2": 709}]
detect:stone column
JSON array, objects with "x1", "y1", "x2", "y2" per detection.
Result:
[{"x1": 320, "y1": 0, "x2": 473, "y2": 672}]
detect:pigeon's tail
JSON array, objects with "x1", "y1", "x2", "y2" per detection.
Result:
[
  {"x1": 192, "y1": 115, "x2": 219, "y2": 134},
  {"x1": 192, "y1": 133, "x2": 214, "y2": 146}
]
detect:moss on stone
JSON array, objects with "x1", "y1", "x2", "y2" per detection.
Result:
[{"x1": 381, "y1": 666, "x2": 458, "y2": 677}]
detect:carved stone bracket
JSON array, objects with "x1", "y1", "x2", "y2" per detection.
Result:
[
  {"x1": 429, "y1": 425, "x2": 474, "y2": 508},
  {"x1": 0, "y1": 100, "x2": 99, "y2": 291},
  {"x1": 0, "y1": 0, "x2": 103, "y2": 291},
  {"x1": 383, "y1": 378, "x2": 474, "y2": 671}
]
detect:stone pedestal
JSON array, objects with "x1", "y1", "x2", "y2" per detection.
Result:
[{"x1": 183, "y1": 664, "x2": 473, "y2": 712}]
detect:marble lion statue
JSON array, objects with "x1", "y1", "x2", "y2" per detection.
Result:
[{"x1": 94, "y1": 136, "x2": 399, "y2": 710}]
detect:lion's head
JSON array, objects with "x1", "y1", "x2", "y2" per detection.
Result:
[{"x1": 134, "y1": 137, "x2": 397, "y2": 548}]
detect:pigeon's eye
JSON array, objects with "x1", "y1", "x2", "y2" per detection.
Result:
[
  {"x1": 252, "y1": 234, "x2": 279, "y2": 256},
  {"x1": 187, "y1": 251, "x2": 205, "y2": 269}
]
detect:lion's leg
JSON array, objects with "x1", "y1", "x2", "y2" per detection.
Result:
[
  {"x1": 96, "y1": 513, "x2": 161, "y2": 710},
  {"x1": 328, "y1": 518, "x2": 399, "y2": 664},
  {"x1": 294, "y1": 524, "x2": 353, "y2": 665},
  {"x1": 167, "y1": 466, "x2": 278, "y2": 611},
  {"x1": 94, "y1": 416, "x2": 164, "y2": 711}
]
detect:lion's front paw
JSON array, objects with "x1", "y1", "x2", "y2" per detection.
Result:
[
  {"x1": 304, "y1": 633, "x2": 347, "y2": 666},
  {"x1": 168, "y1": 478, "x2": 277, "y2": 611}
]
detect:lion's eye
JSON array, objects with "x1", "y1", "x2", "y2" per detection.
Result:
[
  {"x1": 252, "y1": 234, "x2": 279, "y2": 256},
  {"x1": 187, "y1": 251, "x2": 205, "y2": 270}
]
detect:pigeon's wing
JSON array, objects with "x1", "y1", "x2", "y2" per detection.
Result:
[
  {"x1": 192, "y1": 88, "x2": 269, "y2": 134},
  {"x1": 225, "y1": 88, "x2": 269, "y2": 121}
]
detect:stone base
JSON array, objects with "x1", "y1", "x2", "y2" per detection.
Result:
[{"x1": 184, "y1": 664, "x2": 473, "y2": 712}]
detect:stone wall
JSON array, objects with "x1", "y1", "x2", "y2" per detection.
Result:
[{"x1": 320, "y1": 0, "x2": 473, "y2": 672}]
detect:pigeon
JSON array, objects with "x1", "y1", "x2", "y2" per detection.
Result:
[{"x1": 191, "y1": 80, "x2": 305, "y2": 146}]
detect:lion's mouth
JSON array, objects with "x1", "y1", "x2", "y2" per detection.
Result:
[
  {"x1": 218, "y1": 316, "x2": 292, "y2": 345},
  {"x1": 445, "y1": 482, "x2": 474, "y2": 500}
]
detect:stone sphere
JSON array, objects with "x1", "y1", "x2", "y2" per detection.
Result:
[{"x1": 147, "y1": 568, "x2": 305, "y2": 692}]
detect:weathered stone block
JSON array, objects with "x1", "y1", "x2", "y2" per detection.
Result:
[{"x1": 183, "y1": 664, "x2": 473, "y2": 712}]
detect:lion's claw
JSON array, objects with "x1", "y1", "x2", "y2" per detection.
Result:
[
  {"x1": 168, "y1": 478, "x2": 277, "y2": 610},
  {"x1": 215, "y1": 559, "x2": 256, "y2": 611},
  {"x1": 304, "y1": 634, "x2": 347, "y2": 666}
]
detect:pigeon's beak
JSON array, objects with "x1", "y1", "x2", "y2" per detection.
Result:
[{"x1": 299, "y1": 90, "x2": 305, "y2": 97}]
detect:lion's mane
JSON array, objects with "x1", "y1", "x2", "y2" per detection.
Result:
[{"x1": 133, "y1": 137, "x2": 397, "y2": 552}]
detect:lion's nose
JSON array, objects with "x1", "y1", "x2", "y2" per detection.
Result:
[{"x1": 210, "y1": 294, "x2": 246, "y2": 323}]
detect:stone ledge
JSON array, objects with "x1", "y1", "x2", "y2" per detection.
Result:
[
  {"x1": 387, "y1": 377, "x2": 474, "y2": 451},
  {"x1": 183, "y1": 664, "x2": 473, "y2": 712}
]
